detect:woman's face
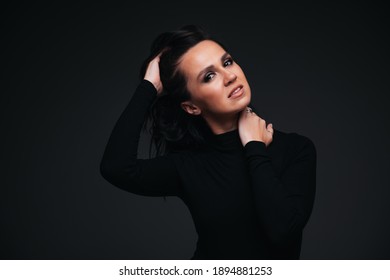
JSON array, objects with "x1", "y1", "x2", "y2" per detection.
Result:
[{"x1": 179, "y1": 40, "x2": 251, "y2": 118}]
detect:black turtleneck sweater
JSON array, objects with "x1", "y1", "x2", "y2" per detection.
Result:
[{"x1": 100, "y1": 80, "x2": 317, "y2": 260}]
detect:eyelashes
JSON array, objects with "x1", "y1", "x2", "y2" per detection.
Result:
[
  {"x1": 203, "y1": 57, "x2": 234, "y2": 83},
  {"x1": 223, "y1": 58, "x2": 233, "y2": 67},
  {"x1": 203, "y1": 72, "x2": 215, "y2": 82}
]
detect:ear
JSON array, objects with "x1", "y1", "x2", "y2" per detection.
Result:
[{"x1": 181, "y1": 101, "x2": 201, "y2": 115}]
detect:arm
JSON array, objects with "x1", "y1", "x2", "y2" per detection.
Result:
[
  {"x1": 99, "y1": 80, "x2": 181, "y2": 197},
  {"x1": 244, "y1": 136, "x2": 317, "y2": 245}
]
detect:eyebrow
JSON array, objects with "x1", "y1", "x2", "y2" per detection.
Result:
[{"x1": 197, "y1": 52, "x2": 230, "y2": 81}]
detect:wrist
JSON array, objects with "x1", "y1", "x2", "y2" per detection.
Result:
[
  {"x1": 145, "y1": 79, "x2": 162, "y2": 94},
  {"x1": 242, "y1": 138, "x2": 263, "y2": 147}
]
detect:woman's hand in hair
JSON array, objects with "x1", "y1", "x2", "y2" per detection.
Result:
[
  {"x1": 238, "y1": 107, "x2": 274, "y2": 147},
  {"x1": 144, "y1": 55, "x2": 163, "y2": 95}
]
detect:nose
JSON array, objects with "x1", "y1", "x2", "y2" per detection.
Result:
[{"x1": 223, "y1": 69, "x2": 237, "y2": 86}]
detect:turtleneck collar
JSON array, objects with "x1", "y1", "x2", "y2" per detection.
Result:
[{"x1": 205, "y1": 128, "x2": 244, "y2": 152}]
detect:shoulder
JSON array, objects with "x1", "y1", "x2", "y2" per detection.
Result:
[{"x1": 273, "y1": 129, "x2": 317, "y2": 160}]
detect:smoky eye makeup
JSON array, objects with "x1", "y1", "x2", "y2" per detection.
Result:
[
  {"x1": 203, "y1": 72, "x2": 215, "y2": 83},
  {"x1": 223, "y1": 58, "x2": 233, "y2": 67},
  {"x1": 199, "y1": 53, "x2": 234, "y2": 83}
]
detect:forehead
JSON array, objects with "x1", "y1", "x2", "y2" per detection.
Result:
[{"x1": 179, "y1": 40, "x2": 226, "y2": 76}]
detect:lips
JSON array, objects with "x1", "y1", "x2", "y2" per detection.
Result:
[{"x1": 228, "y1": 85, "x2": 243, "y2": 98}]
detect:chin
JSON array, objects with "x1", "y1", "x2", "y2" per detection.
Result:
[
  {"x1": 231, "y1": 104, "x2": 250, "y2": 115},
  {"x1": 242, "y1": 96, "x2": 251, "y2": 109}
]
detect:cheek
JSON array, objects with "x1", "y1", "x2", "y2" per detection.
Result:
[
  {"x1": 200, "y1": 85, "x2": 226, "y2": 107},
  {"x1": 236, "y1": 66, "x2": 246, "y2": 80},
  {"x1": 191, "y1": 82, "x2": 221, "y2": 99}
]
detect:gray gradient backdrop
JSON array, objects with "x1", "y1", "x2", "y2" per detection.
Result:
[{"x1": 1, "y1": 3, "x2": 389, "y2": 259}]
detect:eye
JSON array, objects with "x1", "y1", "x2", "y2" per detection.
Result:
[
  {"x1": 203, "y1": 72, "x2": 215, "y2": 82},
  {"x1": 223, "y1": 58, "x2": 233, "y2": 67}
]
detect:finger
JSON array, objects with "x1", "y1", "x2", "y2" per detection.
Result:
[
  {"x1": 156, "y1": 48, "x2": 168, "y2": 59},
  {"x1": 153, "y1": 55, "x2": 160, "y2": 63},
  {"x1": 246, "y1": 107, "x2": 252, "y2": 113},
  {"x1": 149, "y1": 55, "x2": 160, "y2": 65},
  {"x1": 267, "y1": 123, "x2": 274, "y2": 134},
  {"x1": 241, "y1": 107, "x2": 251, "y2": 117}
]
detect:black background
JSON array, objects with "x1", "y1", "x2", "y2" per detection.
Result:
[{"x1": 1, "y1": 2, "x2": 389, "y2": 259}]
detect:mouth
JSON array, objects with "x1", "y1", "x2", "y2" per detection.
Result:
[{"x1": 228, "y1": 85, "x2": 244, "y2": 98}]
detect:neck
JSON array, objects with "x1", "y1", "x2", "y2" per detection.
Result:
[{"x1": 203, "y1": 113, "x2": 239, "y2": 135}]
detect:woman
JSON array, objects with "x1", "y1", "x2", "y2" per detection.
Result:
[{"x1": 100, "y1": 25, "x2": 317, "y2": 260}]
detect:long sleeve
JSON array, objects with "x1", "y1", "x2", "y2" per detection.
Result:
[
  {"x1": 244, "y1": 135, "x2": 317, "y2": 245},
  {"x1": 100, "y1": 80, "x2": 182, "y2": 197}
]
